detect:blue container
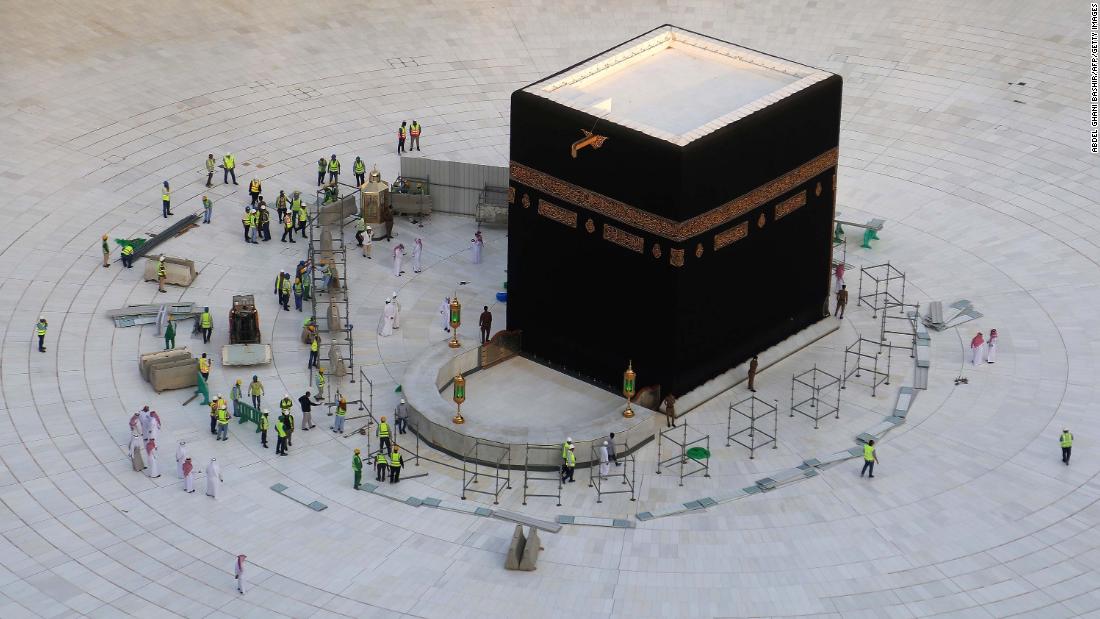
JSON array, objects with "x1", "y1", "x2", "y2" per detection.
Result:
[{"x1": 495, "y1": 292, "x2": 508, "y2": 303}]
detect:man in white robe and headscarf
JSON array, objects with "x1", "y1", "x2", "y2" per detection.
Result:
[
  {"x1": 599, "y1": 441, "x2": 610, "y2": 479},
  {"x1": 175, "y1": 441, "x2": 188, "y2": 479},
  {"x1": 471, "y1": 231, "x2": 483, "y2": 264},
  {"x1": 146, "y1": 411, "x2": 160, "y2": 443},
  {"x1": 970, "y1": 331, "x2": 985, "y2": 365},
  {"x1": 183, "y1": 457, "x2": 195, "y2": 493},
  {"x1": 206, "y1": 458, "x2": 222, "y2": 498},
  {"x1": 439, "y1": 297, "x2": 451, "y2": 334},
  {"x1": 145, "y1": 439, "x2": 160, "y2": 478},
  {"x1": 390, "y1": 292, "x2": 401, "y2": 329},
  {"x1": 377, "y1": 299, "x2": 395, "y2": 337},
  {"x1": 392, "y1": 243, "x2": 406, "y2": 277},
  {"x1": 986, "y1": 328, "x2": 998, "y2": 363},
  {"x1": 235, "y1": 554, "x2": 247, "y2": 594},
  {"x1": 412, "y1": 238, "x2": 423, "y2": 273},
  {"x1": 138, "y1": 407, "x2": 153, "y2": 441},
  {"x1": 128, "y1": 430, "x2": 145, "y2": 472}
]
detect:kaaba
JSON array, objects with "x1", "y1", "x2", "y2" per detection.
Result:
[{"x1": 507, "y1": 25, "x2": 842, "y2": 397}]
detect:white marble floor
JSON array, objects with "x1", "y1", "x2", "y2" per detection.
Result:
[{"x1": 1, "y1": 1, "x2": 1098, "y2": 618}]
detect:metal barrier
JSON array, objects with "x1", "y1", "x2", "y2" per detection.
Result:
[{"x1": 522, "y1": 444, "x2": 562, "y2": 506}]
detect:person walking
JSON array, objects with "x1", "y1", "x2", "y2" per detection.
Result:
[
  {"x1": 198, "y1": 353, "x2": 211, "y2": 383},
  {"x1": 377, "y1": 416, "x2": 391, "y2": 452},
  {"x1": 395, "y1": 398, "x2": 408, "y2": 435},
  {"x1": 860, "y1": 439, "x2": 878, "y2": 478},
  {"x1": 479, "y1": 306, "x2": 492, "y2": 344},
  {"x1": 561, "y1": 444, "x2": 576, "y2": 483},
  {"x1": 164, "y1": 317, "x2": 176, "y2": 350},
  {"x1": 307, "y1": 333, "x2": 319, "y2": 369},
  {"x1": 412, "y1": 238, "x2": 423, "y2": 273},
  {"x1": 248, "y1": 178, "x2": 262, "y2": 206},
  {"x1": 353, "y1": 156, "x2": 366, "y2": 186},
  {"x1": 274, "y1": 415, "x2": 287, "y2": 456},
  {"x1": 259, "y1": 204, "x2": 272, "y2": 242},
  {"x1": 282, "y1": 211, "x2": 296, "y2": 243},
  {"x1": 34, "y1": 316, "x2": 47, "y2": 352},
  {"x1": 835, "y1": 285, "x2": 848, "y2": 319},
  {"x1": 276, "y1": 271, "x2": 290, "y2": 311},
  {"x1": 161, "y1": 181, "x2": 172, "y2": 218},
  {"x1": 216, "y1": 404, "x2": 230, "y2": 441},
  {"x1": 293, "y1": 276, "x2": 304, "y2": 311},
  {"x1": 200, "y1": 307, "x2": 213, "y2": 343},
  {"x1": 375, "y1": 450, "x2": 389, "y2": 482},
  {"x1": 183, "y1": 457, "x2": 195, "y2": 492},
  {"x1": 156, "y1": 254, "x2": 168, "y2": 293},
  {"x1": 327, "y1": 154, "x2": 340, "y2": 184},
  {"x1": 355, "y1": 216, "x2": 367, "y2": 247},
  {"x1": 205, "y1": 154, "x2": 216, "y2": 187},
  {"x1": 388, "y1": 446, "x2": 403, "y2": 483},
  {"x1": 102, "y1": 234, "x2": 111, "y2": 268},
  {"x1": 608, "y1": 432, "x2": 619, "y2": 466},
  {"x1": 1060, "y1": 429, "x2": 1073, "y2": 465},
  {"x1": 397, "y1": 121, "x2": 407, "y2": 154},
  {"x1": 332, "y1": 398, "x2": 348, "y2": 434},
  {"x1": 234, "y1": 555, "x2": 247, "y2": 594},
  {"x1": 241, "y1": 208, "x2": 252, "y2": 243},
  {"x1": 296, "y1": 202, "x2": 309, "y2": 238},
  {"x1": 121, "y1": 243, "x2": 134, "y2": 268},
  {"x1": 409, "y1": 120, "x2": 421, "y2": 151},
  {"x1": 202, "y1": 195, "x2": 213, "y2": 224},
  {"x1": 362, "y1": 225, "x2": 372, "y2": 259},
  {"x1": 299, "y1": 391, "x2": 315, "y2": 430},
  {"x1": 206, "y1": 458, "x2": 222, "y2": 498},
  {"x1": 249, "y1": 376, "x2": 264, "y2": 410},
  {"x1": 598, "y1": 441, "x2": 610, "y2": 479},
  {"x1": 353, "y1": 449, "x2": 363, "y2": 489},
  {"x1": 747, "y1": 355, "x2": 759, "y2": 392},
  {"x1": 316, "y1": 157, "x2": 327, "y2": 186},
  {"x1": 223, "y1": 152, "x2": 237, "y2": 185},
  {"x1": 209, "y1": 397, "x2": 219, "y2": 435},
  {"x1": 834, "y1": 262, "x2": 845, "y2": 290},
  {"x1": 275, "y1": 190, "x2": 288, "y2": 222},
  {"x1": 661, "y1": 393, "x2": 677, "y2": 428},
  {"x1": 259, "y1": 411, "x2": 269, "y2": 448}
]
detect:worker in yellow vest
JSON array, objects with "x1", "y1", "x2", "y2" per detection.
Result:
[
  {"x1": 331, "y1": 397, "x2": 347, "y2": 433},
  {"x1": 315, "y1": 367, "x2": 326, "y2": 403},
  {"x1": 249, "y1": 375, "x2": 264, "y2": 410},
  {"x1": 230, "y1": 379, "x2": 243, "y2": 416},
  {"x1": 209, "y1": 395, "x2": 220, "y2": 434},
  {"x1": 121, "y1": 243, "x2": 134, "y2": 268},
  {"x1": 307, "y1": 333, "x2": 319, "y2": 369},
  {"x1": 388, "y1": 446, "x2": 403, "y2": 483},
  {"x1": 156, "y1": 255, "x2": 167, "y2": 292},
  {"x1": 206, "y1": 153, "x2": 216, "y2": 187},
  {"x1": 223, "y1": 152, "x2": 237, "y2": 185},
  {"x1": 259, "y1": 411, "x2": 270, "y2": 448},
  {"x1": 561, "y1": 444, "x2": 576, "y2": 483},
  {"x1": 282, "y1": 211, "x2": 296, "y2": 243},
  {"x1": 1060, "y1": 429, "x2": 1073, "y2": 465},
  {"x1": 353, "y1": 156, "x2": 366, "y2": 186},
  {"x1": 248, "y1": 178, "x2": 262, "y2": 205},
  {"x1": 327, "y1": 154, "x2": 340, "y2": 184},
  {"x1": 375, "y1": 450, "x2": 389, "y2": 482},
  {"x1": 35, "y1": 317, "x2": 48, "y2": 353},
  {"x1": 377, "y1": 416, "x2": 391, "y2": 453},
  {"x1": 279, "y1": 272, "x2": 291, "y2": 311},
  {"x1": 293, "y1": 277, "x2": 304, "y2": 311},
  {"x1": 397, "y1": 121, "x2": 407, "y2": 154},
  {"x1": 200, "y1": 306, "x2": 213, "y2": 343},
  {"x1": 860, "y1": 439, "x2": 878, "y2": 478},
  {"x1": 161, "y1": 181, "x2": 172, "y2": 218},
  {"x1": 275, "y1": 415, "x2": 287, "y2": 455},
  {"x1": 316, "y1": 157, "x2": 327, "y2": 186},
  {"x1": 296, "y1": 202, "x2": 308, "y2": 238},
  {"x1": 198, "y1": 352, "x2": 211, "y2": 382},
  {"x1": 216, "y1": 405, "x2": 230, "y2": 441},
  {"x1": 248, "y1": 208, "x2": 259, "y2": 244},
  {"x1": 409, "y1": 120, "x2": 421, "y2": 151}
]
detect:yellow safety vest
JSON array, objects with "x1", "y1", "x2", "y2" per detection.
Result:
[
  {"x1": 410, "y1": 123, "x2": 420, "y2": 137},
  {"x1": 354, "y1": 160, "x2": 365, "y2": 174},
  {"x1": 260, "y1": 416, "x2": 269, "y2": 430},
  {"x1": 121, "y1": 245, "x2": 133, "y2": 256},
  {"x1": 162, "y1": 188, "x2": 170, "y2": 201},
  {"x1": 224, "y1": 155, "x2": 235, "y2": 169},
  {"x1": 390, "y1": 452, "x2": 402, "y2": 467},
  {"x1": 310, "y1": 338, "x2": 319, "y2": 352},
  {"x1": 318, "y1": 160, "x2": 326, "y2": 172},
  {"x1": 1061, "y1": 432, "x2": 1073, "y2": 448},
  {"x1": 250, "y1": 381, "x2": 263, "y2": 396},
  {"x1": 249, "y1": 180, "x2": 261, "y2": 193},
  {"x1": 157, "y1": 261, "x2": 166, "y2": 277},
  {"x1": 36, "y1": 321, "x2": 47, "y2": 335},
  {"x1": 376, "y1": 454, "x2": 389, "y2": 465},
  {"x1": 200, "y1": 312, "x2": 212, "y2": 328},
  {"x1": 565, "y1": 450, "x2": 575, "y2": 467},
  {"x1": 198, "y1": 357, "x2": 210, "y2": 373},
  {"x1": 218, "y1": 409, "x2": 229, "y2": 425},
  {"x1": 276, "y1": 420, "x2": 286, "y2": 437},
  {"x1": 328, "y1": 159, "x2": 340, "y2": 172},
  {"x1": 863, "y1": 444, "x2": 875, "y2": 461},
  {"x1": 280, "y1": 398, "x2": 292, "y2": 412},
  {"x1": 378, "y1": 422, "x2": 389, "y2": 438},
  {"x1": 336, "y1": 405, "x2": 346, "y2": 417},
  {"x1": 317, "y1": 373, "x2": 325, "y2": 389}
]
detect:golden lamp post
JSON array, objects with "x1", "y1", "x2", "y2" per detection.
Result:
[
  {"x1": 622, "y1": 360, "x2": 636, "y2": 418},
  {"x1": 448, "y1": 294, "x2": 462, "y2": 349},
  {"x1": 452, "y1": 374, "x2": 466, "y2": 424}
]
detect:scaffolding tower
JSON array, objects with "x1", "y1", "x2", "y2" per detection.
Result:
[
  {"x1": 462, "y1": 440, "x2": 512, "y2": 504},
  {"x1": 589, "y1": 444, "x2": 636, "y2": 503},
  {"x1": 656, "y1": 423, "x2": 711, "y2": 485},
  {"x1": 842, "y1": 337, "x2": 892, "y2": 396},
  {"x1": 522, "y1": 444, "x2": 562, "y2": 506},
  {"x1": 857, "y1": 262, "x2": 906, "y2": 318},
  {"x1": 790, "y1": 366, "x2": 841, "y2": 429},
  {"x1": 727, "y1": 396, "x2": 777, "y2": 458}
]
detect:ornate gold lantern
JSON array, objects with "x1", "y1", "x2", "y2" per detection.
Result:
[
  {"x1": 359, "y1": 166, "x2": 389, "y2": 225},
  {"x1": 452, "y1": 374, "x2": 466, "y2": 424},
  {"x1": 448, "y1": 294, "x2": 462, "y2": 348},
  {"x1": 622, "y1": 360, "x2": 636, "y2": 418}
]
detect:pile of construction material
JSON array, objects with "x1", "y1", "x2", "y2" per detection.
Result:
[
  {"x1": 107, "y1": 303, "x2": 198, "y2": 328},
  {"x1": 143, "y1": 256, "x2": 198, "y2": 286},
  {"x1": 140, "y1": 348, "x2": 198, "y2": 392}
]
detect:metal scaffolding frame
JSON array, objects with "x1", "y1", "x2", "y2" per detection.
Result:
[
  {"x1": 842, "y1": 337, "x2": 892, "y2": 396},
  {"x1": 857, "y1": 261, "x2": 906, "y2": 318},
  {"x1": 880, "y1": 299, "x2": 921, "y2": 358},
  {"x1": 339, "y1": 368, "x2": 376, "y2": 439},
  {"x1": 588, "y1": 445, "x2": 636, "y2": 503},
  {"x1": 522, "y1": 444, "x2": 562, "y2": 506},
  {"x1": 727, "y1": 396, "x2": 777, "y2": 458},
  {"x1": 790, "y1": 366, "x2": 841, "y2": 429},
  {"x1": 655, "y1": 423, "x2": 711, "y2": 486},
  {"x1": 307, "y1": 184, "x2": 356, "y2": 401},
  {"x1": 462, "y1": 440, "x2": 512, "y2": 504}
]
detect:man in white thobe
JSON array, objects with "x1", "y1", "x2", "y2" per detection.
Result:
[
  {"x1": 598, "y1": 441, "x2": 610, "y2": 479},
  {"x1": 128, "y1": 430, "x2": 145, "y2": 472},
  {"x1": 392, "y1": 243, "x2": 405, "y2": 277},
  {"x1": 970, "y1": 332, "x2": 985, "y2": 365},
  {"x1": 986, "y1": 328, "x2": 998, "y2": 363},
  {"x1": 235, "y1": 554, "x2": 247, "y2": 594},
  {"x1": 183, "y1": 458, "x2": 195, "y2": 492},
  {"x1": 412, "y1": 238, "x2": 423, "y2": 273},
  {"x1": 175, "y1": 441, "x2": 188, "y2": 479},
  {"x1": 471, "y1": 232, "x2": 483, "y2": 264},
  {"x1": 138, "y1": 407, "x2": 152, "y2": 441},
  {"x1": 145, "y1": 439, "x2": 160, "y2": 478},
  {"x1": 206, "y1": 458, "x2": 222, "y2": 498},
  {"x1": 390, "y1": 292, "x2": 401, "y2": 329},
  {"x1": 377, "y1": 300, "x2": 395, "y2": 337},
  {"x1": 439, "y1": 297, "x2": 451, "y2": 334}
]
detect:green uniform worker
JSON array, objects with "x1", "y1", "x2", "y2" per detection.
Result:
[
  {"x1": 353, "y1": 449, "x2": 363, "y2": 489},
  {"x1": 102, "y1": 234, "x2": 111, "y2": 268},
  {"x1": 164, "y1": 318, "x2": 176, "y2": 350},
  {"x1": 375, "y1": 451, "x2": 389, "y2": 481}
]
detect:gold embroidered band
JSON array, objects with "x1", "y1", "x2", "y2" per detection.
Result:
[
  {"x1": 536, "y1": 199, "x2": 577, "y2": 228},
  {"x1": 602, "y1": 224, "x2": 644, "y2": 253}
]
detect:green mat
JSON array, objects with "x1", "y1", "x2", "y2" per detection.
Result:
[{"x1": 686, "y1": 447, "x2": 710, "y2": 461}]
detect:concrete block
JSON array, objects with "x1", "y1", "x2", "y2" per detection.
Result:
[
  {"x1": 504, "y1": 524, "x2": 526, "y2": 570},
  {"x1": 139, "y1": 348, "x2": 192, "y2": 380},
  {"x1": 149, "y1": 358, "x2": 198, "y2": 392},
  {"x1": 143, "y1": 256, "x2": 197, "y2": 286},
  {"x1": 519, "y1": 527, "x2": 540, "y2": 571}
]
